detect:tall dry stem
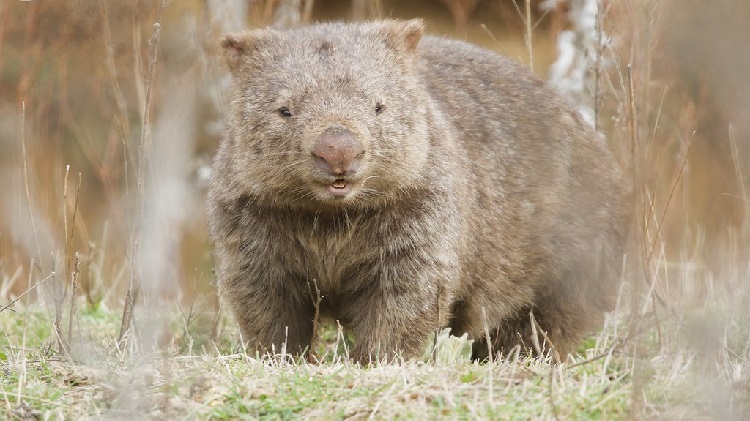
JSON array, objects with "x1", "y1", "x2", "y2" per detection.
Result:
[
  {"x1": 16, "y1": 264, "x2": 32, "y2": 405},
  {"x1": 480, "y1": 308, "x2": 494, "y2": 404},
  {"x1": 20, "y1": 101, "x2": 43, "y2": 274},
  {"x1": 626, "y1": 62, "x2": 644, "y2": 419},
  {"x1": 525, "y1": 0, "x2": 532, "y2": 71},
  {"x1": 0, "y1": 268, "x2": 55, "y2": 315},
  {"x1": 728, "y1": 124, "x2": 749, "y2": 230},
  {"x1": 118, "y1": 4, "x2": 164, "y2": 347},
  {"x1": 67, "y1": 253, "x2": 80, "y2": 343},
  {"x1": 510, "y1": 0, "x2": 534, "y2": 71},
  {"x1": 306, "y1": 279, "x2": 322, "y2": 363},
  {"x1": 0, "y1": 0, "x2": 7, "y2": 71}
]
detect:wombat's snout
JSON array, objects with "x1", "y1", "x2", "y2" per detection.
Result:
[{"x1": 312, "y1": 127, "x2": 364, "y2": 176}]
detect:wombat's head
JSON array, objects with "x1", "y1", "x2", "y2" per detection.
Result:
[{"x1": 219, "y1": 20, "x2": 431, "y2": 209}]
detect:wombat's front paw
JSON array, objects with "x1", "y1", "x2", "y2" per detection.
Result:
[{"x1": 350, "y1": 333, "x2": 427, "y2": 365}]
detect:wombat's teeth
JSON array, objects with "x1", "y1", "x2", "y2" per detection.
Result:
[{"x1": 332, "y1": 180, "x2": 347, "y2": 189}]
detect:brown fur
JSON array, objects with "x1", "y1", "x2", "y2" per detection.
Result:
[{"x1": 207, "y1": 19, "x2": 629, "y2": 363}]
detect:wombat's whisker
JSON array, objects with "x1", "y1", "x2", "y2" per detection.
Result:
[
  {"x1": 360, "y1": 175, "x2": 380, "y2": 188},
  {"x1": 278, "y1": 159, "x2": 308, "y2": 171}
]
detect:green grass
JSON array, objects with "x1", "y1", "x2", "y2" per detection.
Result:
[{"x1": 2, "y1": 301, "x2": 746, "y2": 420}]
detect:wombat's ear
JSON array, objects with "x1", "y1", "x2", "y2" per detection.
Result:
[
  {"x1": 221, "y1": 32, "x2": 263, "y2": 73},
  {"x1": 381, "y1": 19, "x2": 425, "y2": 53}
]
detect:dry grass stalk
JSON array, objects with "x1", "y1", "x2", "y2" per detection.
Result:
[
  {"x1": 625, "y1": 61, "x2": 645, "y2": 419},
  {"x1": 118, "y1": 3, "x2": 164, "y2": 347},
  {"x1": 210, "y1": 276, "x2": 222, "y2": 343},
  {"x1": 60, "y1": 168, "x2": 82, "y2": 350},
  {"x1": 52, "y1": 260, "x2": 65, "y2": 353},
  {"x1": 0, "y1": 265, "x2": 54, "y2": 315},
  {"x1": 510, "y1": 0, "x2": 534, "y2": 71},
  {"x1": 62, "y1": 165, "x2": 70, "y2": 290},
  {"x1": 430, "y1": 286, "x2": 443, "y2": 362},
  {"x1": 528, "y1": 310, "x2": 560, "y2": 420},
  {"x1": 66, "y1": 253, "x2": 81, "y2": 344},
  {"x1": 728, "y1": 124, "x2": 749, "y2": 227},
  {"x1": 306, "y1": 279, "x2": 322, "y2": 363},
  {"x1": 481, "y1": 308, "x2": 494, "y2": 404},
  {"x1": 525, "y1": 0, "x2": 532, "y2": 71},
  {"x1": 20, "y1": 101, "x2": 43, "y2": 274},
  {"x1": 16, "y1": 261, "x2": 33, "y2": 406},
  {"x1": 0, "y1": 1, "x2": 7, "y2": 70},
  {"x1": 0, "y1": 266, "x2": 23, "y2": 304}
]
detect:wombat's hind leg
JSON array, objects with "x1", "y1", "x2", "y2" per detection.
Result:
[
  {"x1": 470, "y1": 307, "x2": 540, "y2": 362},
  {"x1": 470, "y1": 299, "x2": 598, "y2": 362}
]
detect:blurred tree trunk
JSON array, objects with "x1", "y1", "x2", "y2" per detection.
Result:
[
  {"x1": 207, "y1": 0, "x2": 248, "y2": 32},
  {"x1": 273, "y1": 0, "x2": 302, "y2": 27},
  {"x1": 440, "y1": 0, "x2": 481, "y2": 33},
  {"x1": 272, "y1": 0, "x2": 316, "y2": 27},
  {"x1": 546, "y1": 0, "x2": 601, "y2": 127}
]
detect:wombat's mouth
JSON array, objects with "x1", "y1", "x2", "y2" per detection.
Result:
[{"x1": 327, "y1": 179, "x2": 351, "y2": 197}]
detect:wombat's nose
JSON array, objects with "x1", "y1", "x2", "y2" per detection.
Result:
[{"x1": 312, "y1": 127, "x2": 364, "y2": 175}]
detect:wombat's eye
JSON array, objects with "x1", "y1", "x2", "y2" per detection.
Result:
[
  {"x1": 375, "y1": 102, "x2": 385, "y2": 115},
  {"x1": 278, "y1": 107, "x2": 292, "y2": 118}
]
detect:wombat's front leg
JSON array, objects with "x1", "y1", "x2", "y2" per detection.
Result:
[
  {"x1": 347, "y1": 287, "x2": 439, "y2": 363},
  {"x1": 343, "y1": 262, "x2": 449, "y2": 364},
  {"x1": 222, "y1": 271, "x2": 315, "y2": 357}
]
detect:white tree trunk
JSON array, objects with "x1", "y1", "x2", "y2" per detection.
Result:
[
  {"x1": 546, "y1": 0, "x2": 602, "y2": 128},
  {"x1": 207, "y1": 0, "x2": 249, "y2": 33}
]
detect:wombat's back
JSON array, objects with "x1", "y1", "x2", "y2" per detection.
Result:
[{"x1": 418, "y1": 36, "x2": 629, "y2": 353}]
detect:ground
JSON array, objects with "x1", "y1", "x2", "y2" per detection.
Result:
[{"x1": 1, "y1": 300, "x2": 743, "y2": 420}]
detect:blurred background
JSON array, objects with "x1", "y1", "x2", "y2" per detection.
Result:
[{"x1": 0, "y1": 0, "x2": 748, "y2": 331}]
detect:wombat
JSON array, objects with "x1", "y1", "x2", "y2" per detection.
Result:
[{"x1": 207, "y1": 19, "x2": 629, "y2": 363}]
